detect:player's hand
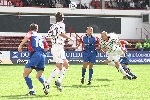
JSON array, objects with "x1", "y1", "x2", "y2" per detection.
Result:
[
  {"x1": 128, "y1": 43, "x2": 132, "y2": 46},
  {"x1": 18, "y1": 45, "x2": 22, "y2": 52}
]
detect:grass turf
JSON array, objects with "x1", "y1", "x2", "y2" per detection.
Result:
[{"x1": 0, "y1": 64, "x2": 150, "y2": 100}]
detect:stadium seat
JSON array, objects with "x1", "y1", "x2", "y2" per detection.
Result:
[{"x1": 0, "y1": 36, "x2": 74, "y2": 51}]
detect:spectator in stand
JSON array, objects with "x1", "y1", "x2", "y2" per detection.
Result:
[
  {"x1": 143, "y1": 40, "x2": 150, "y2": 51},
  {"x1": 135, "y1": 41, "x2": 143, "y2": 51},
  {"x1": 55, "y1": 1, "x2": 63, "y2": 8},
  {"x1": 60, "y1": 0, "x2": 66, "y2": 7},
  {"x1": 77, "y1": 2, "x2": 85, "y2": 9},
  {"x1": 124, "y1": 0, "x2": 130, "y2": 9},
  {"x1": 84, "y1": 3, "x2": 88, "y2": 9},
  {"x1": 112, "y1": 0, "x2": 118, "y2": 8},
  {"x1": 118, "y1": 0, "x2": 124, "y2": 9},
  {"x1": 145, "y1": 35, "x2": 150, "y2": 43},
  {"x1": 108, "y1": 0, "x2": 113, "y2": 8},
  {"x1": 136, "y1": 0, "x2": 141, "y2": 9},
  {"x1": 22, "y1": 0, "x2": 31, "y2": 6},
  {"x1": 65, "y1": 0, "x2": 71, "y2": 7},
  {"x1": 49, "y1": 1, "x2": 56, "y2": 8},
  {"x1": 141, "y1": 0, "x2": 147, "y2": 9},
  {"x1": 130, "y1": 0, "x2": 135, "y2": 9}
]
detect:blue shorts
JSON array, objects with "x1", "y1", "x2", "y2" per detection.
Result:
[
  {"x1": 25, "y1": 52, "x2": 46, "y2": 70},
  {"x1": 83, "y1": 50, "x2": 97, "y2": 64},
  {"x1": 119, "y1": 53, "x2": 130, "y2": 65}
]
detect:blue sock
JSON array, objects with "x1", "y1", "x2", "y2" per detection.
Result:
[
  {"x1": 122, "y1": 66, "x2": 127, "y2": 70},
  {"x1": 89, "y1": 69, "x2": 93, "y2": 82},
  {"x1": 38, "y1": 76, "x2": 45, "y2": 83},
  {"x1": 129, "y1": 72, "x2": 135, "y2": 76},
  {"x1": 24, "y1": 76, "x2": 33, "y2": 89},
  {"x1": 122, "y1": 66, "x2": 135, "y2": 76},
  {"x1": 82, "y1": 67, "x2": 86, "y2": 78}
]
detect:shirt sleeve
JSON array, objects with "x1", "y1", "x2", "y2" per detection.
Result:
[
  {"x1": 46, "y1": 30, "x2": 52, "y2": 39},
  {"x1": 25, "y1": 31, "x2": 32, "y2": 39},
  {"x1": 59, "y1": 23, "x2": 65, "y2": 34},
  {"x1": 96, "y1": 37, "x2": 100, "y2": 45},
  {"x1": 120, "y1": 40, "x2": 125, "y2": 44},
  {"x1": 44, "y1": 37, "x2": 49, "y2": 48}
]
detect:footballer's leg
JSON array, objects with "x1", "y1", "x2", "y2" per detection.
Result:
[
  {"x1": 87, "y1": 62, "x2": 93, "y2": 85},
  {"x1": 81, "y1": 51, "x2": 88, "y2": 84},
  {"x1": 24, "y1": 55, "x2": 40, "y2": 95},
  {"x1": 47, "y1": 48, "x2": 62, "y2": 90},
  {"x1": 23, "y1": 67, "x2": 36, "y2": 95},
  {"x1": 87, "y1": 52, "x2": 96, "y2": 85},
  {"x1": 81, "y1": 62, "x2": 88, "y2": 84},
  {"x1": 115, "y1": 62, "x2": 132, "y2": 80},
  {"x1": 56, "y1": 59, "x2": 69, "y2": 92}
]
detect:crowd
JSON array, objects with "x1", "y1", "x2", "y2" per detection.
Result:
[
  {"x1": 2, "y1": 0, "x2": 149, "y2": 9},
  {"x1": 135, "y1": 35, "x2": 150, "y2": 51},
  {"x1": 107, "y1": 0, "x2": 149, "y2": 9}
]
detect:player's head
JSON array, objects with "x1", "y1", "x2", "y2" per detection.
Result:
[
  {"x1": 55, "y1": 12, "x2": 64, "y2": 22},
  {"x1": 101, "y1": 31, "x2": 108, "y2": 40},
  {"x1": 86, "y1": 26, "x2": 93, "y2": 35},
  {"x1": 30, "y1": 23, "x2": 38, "y2": 32}
]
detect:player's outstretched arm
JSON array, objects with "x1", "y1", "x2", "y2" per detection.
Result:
[
  {"x1": 18, "y1": 37, "x2": 29, "y2": 52},
  {"x1": 124, "y1": 41, "x2": 132, "y2": 46},
  {"x1": 59, "y1": 33, "x2": 74, "y2": 42},
  {"x1": 75, "y1": 41, "x2": 82, "y2": 49}
]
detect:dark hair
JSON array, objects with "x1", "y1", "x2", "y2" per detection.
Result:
[
  {"x1": 30, "y1": 23, "x2": 38, "y2": 31},
  {"x1": 55, "y1": 12, "x2": 64, "y2": 22}
]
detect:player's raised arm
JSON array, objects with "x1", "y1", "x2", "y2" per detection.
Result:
[
  {"x1": 18, "y1": 32, "x2": 31, "y2": 52},
  {"x1": 75, "y1": 37, "x2": 83, "y2": 49},
  {"x1": 124, "y1": 40, "x2": 132, "y2": 46},
  {"x1": 43, "y1": 37, "x2": 49, "y2": 52},
  {"x1": 59, "y1": 33, "x2": 74, "y2": 42}
]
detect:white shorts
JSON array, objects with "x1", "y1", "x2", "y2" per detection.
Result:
[
  {"x1": 107, "y1": 47, "x2": 123, "y2": 62},
  {"x1": 107, "y1": 55, "x2": 120, "y2": 62},
  {"x1": 51, "y1": 44, "x2": 66, "y2": 63}
]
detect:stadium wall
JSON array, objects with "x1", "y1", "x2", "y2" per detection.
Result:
[
  {"x1": 0, "y1": 7, "x2": 150, "y2": 39},
  {"x1": 1, "y1": 51, "x2": 150, "y2": 64},
  {"x1": 0, "y1": 7, "x2": 150, "y2": 64}
]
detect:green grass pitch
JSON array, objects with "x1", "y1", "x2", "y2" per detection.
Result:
[{"x1": 0, "y1": 64, "x2": 150, "y2": 100}]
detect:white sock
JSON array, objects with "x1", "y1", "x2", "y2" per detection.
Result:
[
  {"x1": 57, "y1": 67, "x2": 67, "y2": 83},
  {"x1": 47, "y1": 67, "x2": 60, "y2": 85},
  {"x1": 108, "y1": 62, "x2": 115, "y2": 66},
  {"x1": 118, "y1": 64, "x2": 130, "y2": 76},
  {"x1": 30, "y1": 88, "x2": 34, "y2": 92}
]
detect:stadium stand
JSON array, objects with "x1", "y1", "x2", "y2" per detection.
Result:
[
  {"x1": 0, "y1": 35, "x2": 145, "y2": 51},
  {"x1": 0, "y1": 36, "x2": 75, "y2": 51},
  {"x1": 0, "y1": 0, "x2": 149, "y2": 10}
]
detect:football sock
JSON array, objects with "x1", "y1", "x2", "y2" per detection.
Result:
[
  {"x1": 57, "y1": 67, "x2": 67, "y2": 83},
  {"x1": 118, "y1": 65, "x2": 130, "y2": 76},
  {"x1": 30, "y1": 88, "x2": 35, "y2": 92},
  {"x1": 82, "y1": 67, "x2": 86, "y2": 78},
  {"x1": 122, "y1": 66, "x2": 135, "y2": 76},
  {"x1": 24, "y1": 76, "x2": 33, "y2": 89},
  {"x1": 38, "y1": 76, "x2": 45, "y2": 83},
  {"x1": 47, "y1": 67, "x2": 60, "y2": 84},
  {"x1": 89, "y1": 68, "x2": 93, "y2": 82},
  {"x1": 122, "y1": 66, "x2": 127, "y2": 70},
  {"x1": 129, "y1": 71, "x2": 135, "y2": 76}
]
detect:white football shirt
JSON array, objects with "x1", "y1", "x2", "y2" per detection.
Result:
[
  {"x1": 46, "y1": 22, "x2": 65, "y2": 45},
  {"x1": 100, "y1": 33, "x2": 120, "y2": 53}
]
